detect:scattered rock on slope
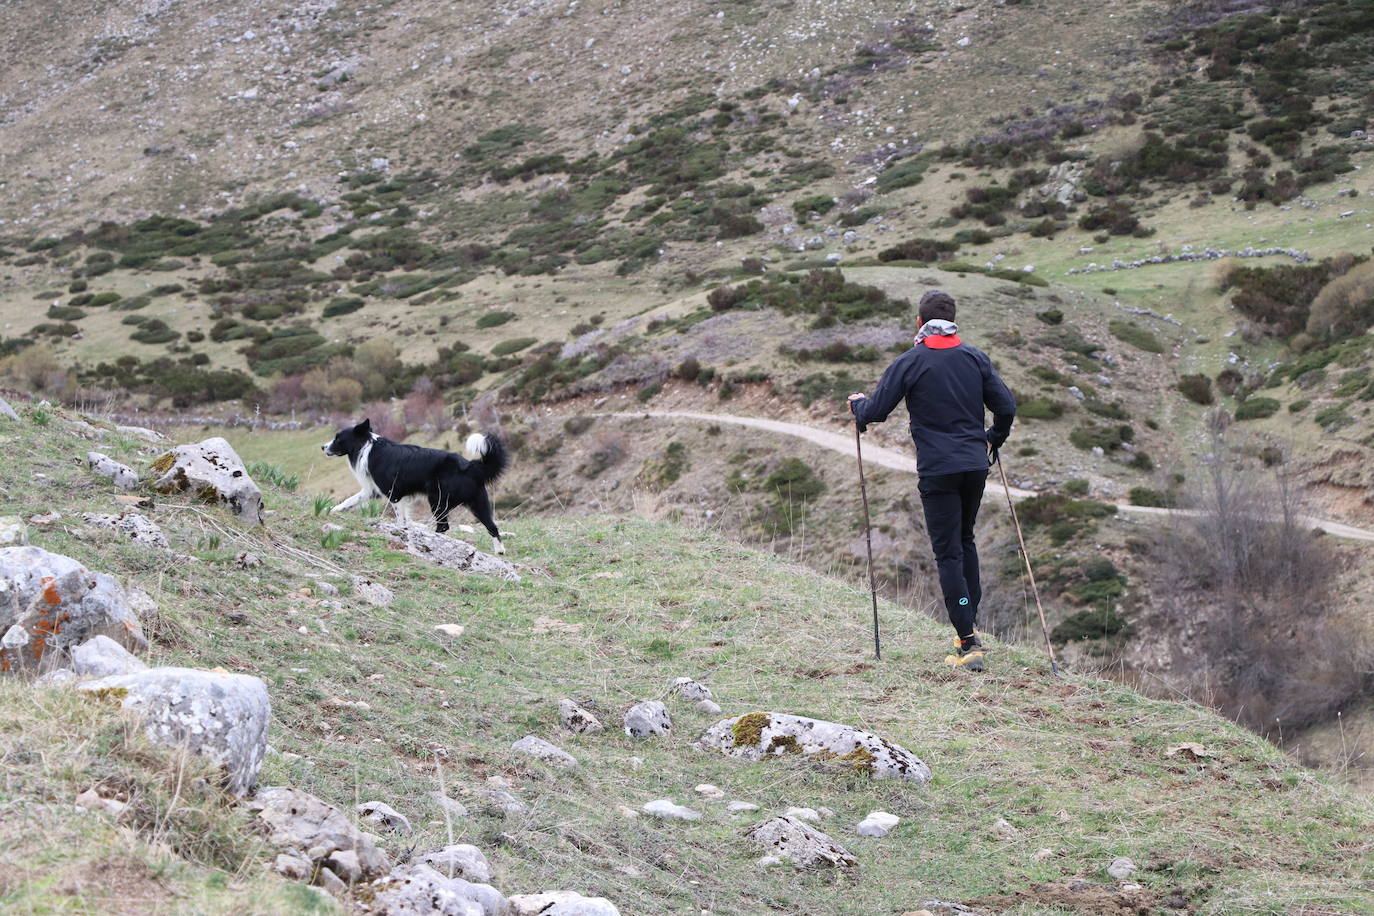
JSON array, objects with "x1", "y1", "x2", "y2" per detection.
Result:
[
  {"x1": 743, "y1": 815, "x2": 857, "y2": 868},
  {"x1": 0, "y1": 396, "x2": 18, "y2": 421},
  {"x1": 148, "y1": 437, "x2": 263, "y2": 526},
  {"x1": 642, "y1": 799, "x2": 701, "y2": 821},
  {"x1": 86, "y1": 452, "x2": 138, "y2": 490},
  {"x1": 0, "y1": 517, "x2": 26, "y2": 546},
  {"x1": 698, "y1": 712, "x2": 932, "y2": 783},
  {"x1": 623, "y1": 700, "x2": 671, "y2": 737},
  {"x1": 512, "y1": 735, "x2": 578, "y2": 768},
  {"x1": 0, "y1": 545, "x2": 149, "y2": 674},
  {"x1": 508, "y1": 891, "x2": 621, "y2": 915},
  {"x1": 375, "y1": 521, "x2": 520, "y2": 580},
  {"x1": 249, "y1": 786, "x2": 390, "y2": 883},
  {"x1": 559, "y1": 698, "x2": 604, "y2": 734},
  {"x1": 357, "y1": 800, "x2": 413, "y2": 835},
  {"x1": 418, "y1": 844, "x2": 492, "y2": 883},
  {"x1": 78, "y1": 666, "x2": 270, "y2": 795},
  {"x1": 371, "y1": 863, "x2": 508, "y2": 915},
  {"x1": 670, "y1": 676, "x2": 713, "y2": 702},
  {"x1": 80, "y1": 512, "x2": 170, "y2": 550},
  {"x1": 69, "y1": 634, "x2": 148, "y2": 678}
]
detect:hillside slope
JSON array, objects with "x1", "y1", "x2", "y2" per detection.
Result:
[{"x1": 2, "y1": 405, "x2": 1372, "y2": 914}]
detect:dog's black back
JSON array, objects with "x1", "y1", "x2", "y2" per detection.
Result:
[{"x1": 322, "y1": 419, "x2": 508, "y2": 546}]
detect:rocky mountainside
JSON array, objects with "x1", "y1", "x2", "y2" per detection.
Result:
[{"x1": 2, "y1": 402, "x2": 1373, "y2": 914}]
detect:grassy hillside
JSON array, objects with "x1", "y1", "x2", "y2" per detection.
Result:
[{"x1": 2, "y1": 406, "x2": 1372, "y2": 914}]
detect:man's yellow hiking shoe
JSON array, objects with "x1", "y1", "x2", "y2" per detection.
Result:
[{"x1": 944, "y1": 636, "x2": 985, "y2": 672}]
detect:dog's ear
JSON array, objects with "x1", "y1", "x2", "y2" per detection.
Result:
[{"x1": 353, "y1": 418, "x2": 371, "y2": 435}]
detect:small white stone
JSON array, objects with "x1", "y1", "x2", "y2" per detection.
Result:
[
  {"x1": 433, "y1": 624, "x2": 464, "y2": 637},
  {"x1": 855, "y1": 811, "x2": 900, "y2": 837},
  {"x1": 1107, "y1": 856, "x2": 1137, "y2": 880},
  {"x1": 642, "y1": 799, "x2": 701, "y2": 821},
  {"x1": 727, "y1": 801, "x2": 759, "y2": 813},
  {"x1": 694, "y1": 784, "x2": 724, "y2": 799},
  {"x1": 783, "y1": 807, "x2": 821, "y2": 823}
]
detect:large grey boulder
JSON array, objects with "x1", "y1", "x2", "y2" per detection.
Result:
[
  {"x1": 0, "y1": 396, "x2": 18, "y2": 421},
  {"x1": 509, "y1": 892, "x2": 620, "y2": 916},
  {"x1": 670, "y1": 677, "x2": 713, "y2": 702},
  {"x1": 70, "y1": 634, "x2": 148, "y2": 678},
  {"x1": 374, "y1": 521, "x2": 519, "y2": 581},
  {"x1": 80, "y1": 512, "x2": 170, "y2": 550},
  {"x1": 0, "y1": 546, "x2": 148, "y2": 674},
  {"x1": 623, "y1": 700, "x2": 671, "y2": 738},
  {"x1": 698, "y1": 712, "x2": 931, "y2": 783},
  {"x1": 743, "y1": 816, "x2": 857, "y2": 869},
  {"x1": 149, "y1": 437, "x2": 263, "y2": 525},
  {"x1": 78, "y1": 667, "x2": 269, "y2": 795},
  {"x1": 371, "y1": 863, "x2": 508, "y2": 916},
  {"x1": 87, "y1": 452, "x2": 138, "y2": 490},
  {"x1": 249, "y1": 786, "x2": 390, "y2": 882}
]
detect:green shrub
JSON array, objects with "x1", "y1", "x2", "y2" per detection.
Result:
[
  {"x1": 1177, "y1": 374, "x2": 1214, "y2": 405},
  {"x1": 1069, "y1": 422, "x2": 1132, "y2": 452},
  {"x1": 88, "y1": 292, "x2": 122, "y2": 307},
  {"x1": 1035, "y1": 309, "x2": 1064, "y2": 325},
  {"x1": 476, "y1": 310, "x2": 516, "y2": 328},
  {"x1": 1128, "y1": 451, "x2": 1155, "y2": 471},
  {"x1": 1288, "y1": 399, "x2": 1309, "y2": 412},
  {"x1": 491, "y1": 337, "x2": 537, "y2": 356},
  {"x1": 1109, "y1": 319, "x2": 1165, "y2": 353},
  {"x1": 1234, "y1": 397, "x2": 1280, "y2": 420},
  {"x1": 130, "y1": 320, "x2": 179, "y2": 344},
  {"x1": 791, "y1": 194, "x2": 836, "y2": 217},
  {"x1": 1052, "y1": 607, "x2": 1128, "y2": 643},
  {"x1": 1084, "y1": 398, "x2": 1129, "y2": 421},
  {"x1": 636, "y1": 381, "x2": 663, "y2": 402},
  {"x1": 1063, "y1": 478, "x2": 1090, "y2": 496},
  {"x1": 68, "y1": 279, "x2": 88, "y2": 293},
  {"x1": 1312, "y1": 403, "x2": 1352, "y2": 430},
  {"x1": 322, "y1": 297, "x2": 365, "y2": 318},
  {"x1": 1129, "y1": 486, "x2": 1173, "y2": 507},
  {"x1": 46, "y1": 305, "x2": 86, "y2": 321},
  {"x1": 1018, "y1": 398, "x2": 1065, "y2": 420}
]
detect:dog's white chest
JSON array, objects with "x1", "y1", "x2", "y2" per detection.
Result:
[{"x1": 350, "y1": 440, "x2": 377, "y2": 494}]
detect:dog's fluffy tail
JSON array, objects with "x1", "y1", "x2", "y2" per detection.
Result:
[{"x1": 464, "y1": 432, "x2": 509, "y2": 484}]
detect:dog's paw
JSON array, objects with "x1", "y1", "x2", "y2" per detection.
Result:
[{"x1": 493, "y1": 538, "x2": 505, "y2": 556}]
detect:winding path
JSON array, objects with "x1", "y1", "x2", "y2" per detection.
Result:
[{"x1": 608, "y1": 410, "x2": 1374, "y2": 543}]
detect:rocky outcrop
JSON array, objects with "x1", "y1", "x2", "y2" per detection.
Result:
[
  {"x1": 249, "y1": 786, "x2": 390, "y2": 885},
  {"x1": 79, "y1": 666, "x2": 269, "y2": 795},
  {"x1": 374, "y1": 521, "x2": 520, "y2": 581},
  {"x1": 357, "y1": 800, "x2": 413, "y2": 835},
  {"x1": 149, "y1": 437, "x2": 263, "y2": 525},
  {"x1": 0, "y1": 517, "x2": 26, "y2": 547},
  {"x1": 743, "y1": 815, "x2": 857, "y2": 868},
  {"x1": 0, "y1": 546, "x2": 148, "y2": 674},
  {"x1": 698, "y1": 712, "x2": 931, "y2": 783},
  {"x1": 370, "y1": 863, "x2": 508, "y2": 915},
  {"x1": 417, "y1": 844, "x2": 492, "y2": 883}
]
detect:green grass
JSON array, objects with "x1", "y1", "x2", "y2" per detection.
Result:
[{"x1": 0, "y1": 411, "x2": 1370, "y2": 914}]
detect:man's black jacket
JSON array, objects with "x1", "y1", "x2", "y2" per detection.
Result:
[{"x1": 851, "y1": 336, "x2": 1016, "y2": 477}]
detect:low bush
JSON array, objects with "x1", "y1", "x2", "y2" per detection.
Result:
[
  {"x1": 1069, "y1": 422, "x2": 1133, "y2": 452},
  {"x1": 1108, "y1": 320, "x2": 1165, "y2": 353},
  {"x1": 1177, "y1": 374, "x2": 1214, "y2": 404},
  {"x1": 1234, "y1": 397, "x2": 1280, "y2": 420},
  {"x1": 491, "y1": 337, "x2": 537, "y2": 356},
  {"x1": 476, "y1": 310, "x2": 516, "y2": 328}
]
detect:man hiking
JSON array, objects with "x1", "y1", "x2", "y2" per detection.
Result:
[{"x1": 847, "y1": 289, "x2": 1016, "y2": 672}]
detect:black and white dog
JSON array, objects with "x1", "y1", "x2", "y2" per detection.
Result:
[{"x1": 321, "y1": 418, "x2": 509, "y2": 554}]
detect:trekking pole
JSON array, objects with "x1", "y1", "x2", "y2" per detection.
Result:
[
  {"x1": 992, "y1": 453, "x2": 1059, "y2": 675},
  {"x1": 854, "y1": 424, "x2": 881, "y2": 661}
]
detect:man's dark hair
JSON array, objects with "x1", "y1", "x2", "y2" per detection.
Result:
[{"x1": 919, "y1": 290, "x2": 957, "y2": 324}]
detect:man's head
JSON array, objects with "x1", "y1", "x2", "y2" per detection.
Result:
[{"x1": 918, "y1": 289, "x2": 957, "y2": 325}]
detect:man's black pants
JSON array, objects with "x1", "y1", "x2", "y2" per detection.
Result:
[{"x1": 917, "y1": 468, "x2": 988, "y2": 640}]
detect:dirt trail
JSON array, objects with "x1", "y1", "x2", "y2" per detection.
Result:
[{"x1": 610, "y1": 410, "x2": 1374, "y2": 543}]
